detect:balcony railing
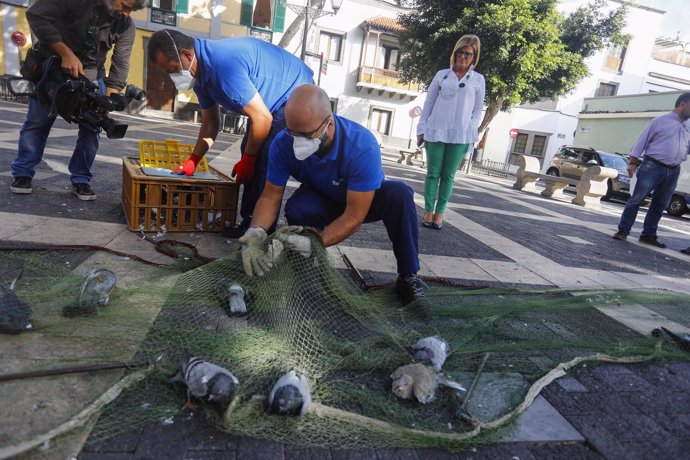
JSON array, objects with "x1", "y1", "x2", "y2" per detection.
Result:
[
  {"x1": 357, "y1": 66, "x2": 421, "y2": 93},
  {"x1": 651, "y1": 47, "x2": 690, "y2": 68}
]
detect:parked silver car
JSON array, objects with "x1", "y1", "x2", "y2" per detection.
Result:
[{"x1": 546, "y1": 146, "x2": 630, "y2": 201}]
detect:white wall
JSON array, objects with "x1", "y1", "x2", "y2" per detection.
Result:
[{"x1": 276, "y1": 0, "x2": 420, "y2": 142}]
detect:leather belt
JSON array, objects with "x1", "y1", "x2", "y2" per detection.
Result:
[{"x1": 644, "y1": 156, "x2": 680, "y2": 169}]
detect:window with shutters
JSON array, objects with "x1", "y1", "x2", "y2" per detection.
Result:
[
  {"x1": 150, "y1": 0, "x2": 188, "y2": 25},
  {"x1": 240, "y1": 0, "x2": 287, "y2": 33},
  {"x1": 319, "y1": 31, "x2": 344, "y2": 63}
]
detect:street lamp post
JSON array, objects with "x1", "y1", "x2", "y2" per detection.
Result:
[{"x1": 280, "y1": 0, "x2": 343, "y2": 61}]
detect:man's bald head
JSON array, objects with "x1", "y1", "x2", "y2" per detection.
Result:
[{"x1": 285, "y1": 84, "x2": 332, "y2": 133}]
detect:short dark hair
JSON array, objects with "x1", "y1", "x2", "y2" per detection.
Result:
[
  {"x1": 133, "y1": 0, "x2": 146, "y2": 9},
  {"x1": 675, "y1": 92, "x2": 690, "y2": 107},
  {"x1": 147, "y1": 29, "x2": 195, "y2": 62}
]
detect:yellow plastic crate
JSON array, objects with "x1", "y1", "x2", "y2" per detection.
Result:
[{"x1": 138, "y1": 139, "x2": 208, "y2": 172}]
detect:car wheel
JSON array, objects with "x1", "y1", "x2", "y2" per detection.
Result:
[
  {"x1": 546, "y1": 168, "x2": 559, "y2": 177},
  {"x1": 666, "y1": 195, "x2": 688, "y2": 217},
  {"x1": 601, "y1": 179, "x2": 613, "y2": 201}
]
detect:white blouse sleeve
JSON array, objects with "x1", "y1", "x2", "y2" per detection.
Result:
[{"x1": 417, "y1": 71, "x2": 442, "y2": 136}]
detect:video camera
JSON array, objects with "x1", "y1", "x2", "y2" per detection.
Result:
[{"x1": 9, "y1": 55, "x2": 146, "y2": 139}]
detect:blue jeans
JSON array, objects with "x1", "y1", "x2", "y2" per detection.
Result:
[
  {"x1": 238, "y1": 105, "x2": 286, "y2": 232},
  {"x1": 11, "y1": 94, "x2": 100, "y2": 185},
  {"x1": 284, "y1": 180, "x2": 420, "y2": 274},
  {"x1": 617, "y1": 159, "x2": 680, "y2": 236}
]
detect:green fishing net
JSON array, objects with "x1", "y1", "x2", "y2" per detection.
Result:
[{"x1": 1, "y1": 235, "x2": 689, "y2": 456}]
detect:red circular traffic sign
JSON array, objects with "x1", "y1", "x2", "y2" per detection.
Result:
[
  {"x1": 509, "y1": 128, "x2": 519, "y2": 138},
  {"x1": 11, "y1": 31, "x2": 27, "y2": 47},
  {"x1": 409, "y1": 106, "x2": 422, "y2": 118}
]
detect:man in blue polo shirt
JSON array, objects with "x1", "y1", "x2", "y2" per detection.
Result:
[
  {"x1": 239, "y1": 84, "x2": 427, "y2": 306},
  {"x1": 147, "y1": 29, "x2": 314, "y2": 236}
]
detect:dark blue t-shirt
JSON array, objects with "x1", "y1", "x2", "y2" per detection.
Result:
[
  {"x1": 193, "y1": 37, "x2": 314, "y2": 113},
  {"x1": 267, "y1": 115, "x2": 385, "y2": 202}
]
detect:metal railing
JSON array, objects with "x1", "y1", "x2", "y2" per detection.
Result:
[{"x1": 469, "y1": 159, "x2": 514, "y2": 179}]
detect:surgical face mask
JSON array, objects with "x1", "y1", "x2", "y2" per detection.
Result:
[
  {"x1": 165, "y1": 29, "x2": 197, "y2": 91},
  {"x1": 170, "y1": 54, "x2": 196, "y2": 90},
  {"x1": 292, "y1": 120, "x2": 331, "y2": 160}
]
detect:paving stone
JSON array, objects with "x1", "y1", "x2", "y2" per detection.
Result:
[
  {"x1": 79, "y1": 453, "x2": 135, "y2": 460},
  {"x1": 330, "y1": 448, "x2": 379, "y2": 460},
  {"x1": 526, "y1": 441, "x2": 604, "y2": 459},
  {"x1": 414, "y1": 448, "x2": 460, "y2": 459},
  {"x1": 375, "y1": 447, "x2": 421, "y2": 460},
  {"x1": 236, "y1": 436, "x2": 284, "y2": 459},
  {"x1": 186, "y1": 423, "x2": 237, "y2": 451},
  {"x1": 595, "y1": 412, "x2": 665, "y2": 442},
  {"x1": 285, "y1": 445, "x2": 333, "y2": 459},
  {"x1": 133, "y1": 416, "x2": 198, "y2": 460},
  {"x1": 589, "y1": 365, "x2": 654, "y2": 391},
  {"x1": 622, "y1": 389, "x2": 690, "y2": 415},
  {"x1": 564, "y1": 415, "x2": 629, "y2": 459},
  {"x1": 454, "y1": 443, "x2": 537, "y2": 460},
  {"x1": 554, "y1": 376, "x2": 588, "y2": 393},
  {"x1": 499, "y1": 395, "x2": 584, "y2": 442},
  {"x1": 184, "y1": 451, "x2": 236, "y2": 460},
  {"x1": 82, "y1": 427, "x2": 142, "y2": 453}
]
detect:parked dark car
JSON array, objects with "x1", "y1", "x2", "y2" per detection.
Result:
[{"x1": 546, "y1": 146, "x2": 630, "y2": 201}]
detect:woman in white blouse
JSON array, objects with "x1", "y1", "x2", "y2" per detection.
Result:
[{"x1": 417, "y1": 34, "x2": 485, "y2": 230}]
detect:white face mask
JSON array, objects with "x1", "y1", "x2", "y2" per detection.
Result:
[
  {"x1": 165, "y1": 30, "x2": 197, "y2": 91},
  {"x1": 170, "y1": 55, "x2": 196, "y2": 91},
  {"x1": 292, "y1": 120, "x2": 330, "y2": 160}
]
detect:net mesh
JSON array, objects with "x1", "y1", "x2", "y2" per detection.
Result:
[{"x1": 1, "y1": 235, "x2": 689, "y2": 455}]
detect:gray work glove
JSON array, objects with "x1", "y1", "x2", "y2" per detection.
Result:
[
  {"x1": 239, "y1": 227, "x2": 272, "y2": 277},
  {"x1": 275, "y1": 225, "x2": 313, "y2": 259}
]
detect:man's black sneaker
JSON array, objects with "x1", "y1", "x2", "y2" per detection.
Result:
[
  {"x1": 396, "y1": 273, "x2": 428, "y2": 305},
  {"x1": 680, "y1": 247, "x2": 690, "y2": 255},
  {"x1": 10, "y1": 176, "x2": 32, "y2": 194},
  {"x1": 639, "y1": 235, "x2": 666, "y2": 248},
  {"x1": 612, "y1": 230, "x2": 629, "y2": 241},
  {"x1": 72, "y1": 183, "x2": 96, "y2": 201}
]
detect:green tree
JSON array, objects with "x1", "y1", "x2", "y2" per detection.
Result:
[{"x1": 397, "y1": 0, "x2": 628, "y2": 133}]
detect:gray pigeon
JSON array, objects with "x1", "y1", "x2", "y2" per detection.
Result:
[
  {"x1": 407, "y1": 336, "x2": 450, "y2": 371},
  {"x1": 0, "y1": 269, "x2": 33, "y2": 334},
  {"x1": 267, "y1": 369, "x2": 311, "y2": 416},
  {"x1": 77, "y1": 268, "x2": 116, "y2": 314},
  {"x1": 227, "y1": 283, "x2": 247, "y2": 316},
  {"x1": 171, "y1": 355, "x2": 239, "y2": 409}
]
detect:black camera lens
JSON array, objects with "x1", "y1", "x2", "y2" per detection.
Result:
[
  {"x1": 101, "y1": 117, "x2": 128, "y2": 139},
  {"x1": 124, "y1": 84, "x2": 146, "y2": 101}
]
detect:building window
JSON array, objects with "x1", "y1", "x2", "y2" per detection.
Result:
[
  {"x1": 240, "y1": 0, "x2": 286, "y2": 32},
  {"x1": 513, "y1": 133, "x2": 528, "y2": 154},
  {"x1": 530, "y1": 135, "x2": 547, "y2": 156},
  {"x1": 370, "y1": 108, "x2": 393, "y2": 135},
  {"x1": 595, "y1": 82, "x2": 618, "y2": 97},
  {"x1": 603, "y1": 44, "x2": 627, "y2": 73},
  {"x1": 152, "y1": 0, "x2": 175, "y2": 10},
  {"x1": 319, "y1": 32, "x2": 344, "y2": 62},
  {"x1": 377, "y1": 43, "x2": 400, "y2": 71}
]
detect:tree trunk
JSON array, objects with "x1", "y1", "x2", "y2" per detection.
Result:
[
  {"x1": 277, "y1": 0, "x2": 325, "y2": 50},
  {"x1": 478, "y1": 98, "x2": 502, "y2": 134}
]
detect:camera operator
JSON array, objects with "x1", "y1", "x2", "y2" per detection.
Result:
[{"x1": 10, "y1": 0, "x2": 145, "y2": 200}]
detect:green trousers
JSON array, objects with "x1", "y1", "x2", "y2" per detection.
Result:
[{"x1": 424, "y1": 141, "x2": 470, "y2": 213}]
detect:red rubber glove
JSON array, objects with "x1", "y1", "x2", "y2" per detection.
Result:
[
  {"x1": 232, "y1": 155, "x2": 257, "y2": 184},
  {"x1": 173, "y1": 155, "x2": 202, "y2": 176}
]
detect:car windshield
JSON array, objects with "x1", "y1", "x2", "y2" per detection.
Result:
[{"x1": 599, "y1": 152, "x2": 628, "y2": 170}]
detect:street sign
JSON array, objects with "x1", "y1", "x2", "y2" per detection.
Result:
[
  {"x1": 409, "y1": 106, "x2": 422, "y2": 117},
  {"x1": 509, "y1": 128, "x2": 519, "y2": 138}
]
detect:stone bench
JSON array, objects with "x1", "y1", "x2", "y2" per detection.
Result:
[
  {"x1": 396, "y1": 147, "x2": 423, "y2": 166},
  {"x1": 512, "y1": 155, "x2": 618, "y2": 208}
]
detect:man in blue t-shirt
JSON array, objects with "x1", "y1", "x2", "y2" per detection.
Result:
[
  {"x1": 147, "y1": 29, "x2": 314, "y2": 236},
  {"x1": 238, "y1": 84, "x2": 427, "y2": 306}
]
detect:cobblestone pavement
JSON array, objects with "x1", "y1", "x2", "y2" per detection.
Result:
[{"x1": 0, "y1": 100, "x2": 689, "y2": 458}]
